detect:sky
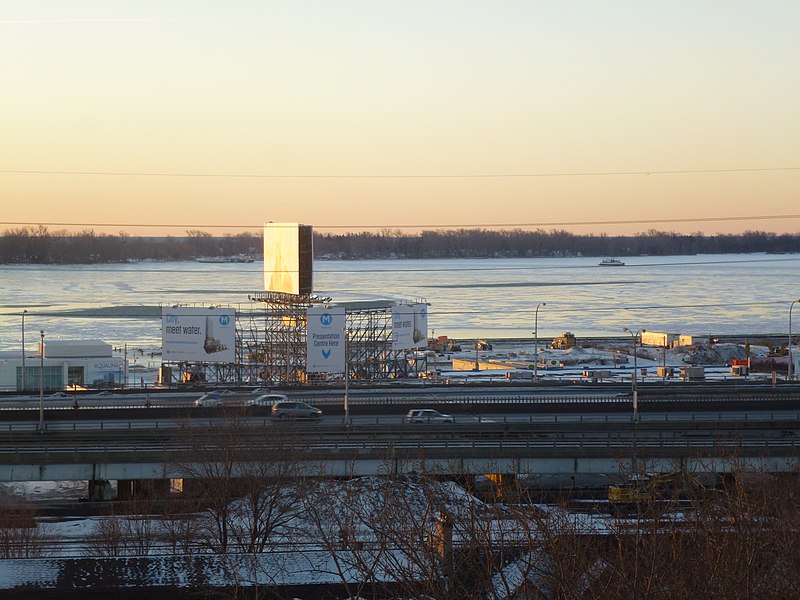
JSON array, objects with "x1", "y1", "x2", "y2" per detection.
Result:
[{"x1": 1, "y1": 1, "x2": 799, "y2": 237}]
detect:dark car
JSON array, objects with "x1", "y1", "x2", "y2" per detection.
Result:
[
  {"x1": 271, "y1": 400, "x2": 322, "y2": 420},
  {"x1": 407, "y1": 409, "x2": 454, "y2": 423}
]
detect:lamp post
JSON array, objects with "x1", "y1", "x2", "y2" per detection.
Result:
[
  {"x1": 623, "y1": 328, "x2": 645, "y2": 421},
  {"x1": 790, "y1": 300, "x2": 800, "y2": 381},
  {"x1": 343, "y1": 326, "x2": 350, "y2": 425},
  {"x1": 533, "y1": 302, "x2": 546, "y2": 380},
  {"x1": 21, "y1": 310, "x2": 27, "y2": 392},
  {"x1": 38, "y1": 330, "x2": 45, "y2": 432}
]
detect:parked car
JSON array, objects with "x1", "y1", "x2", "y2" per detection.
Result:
[
  {"x1": 194, "y1": 392, "x2": 223, "y2": 407},
  {"x1": 247, "y1": 393, "x2": 288, "y2": 407},
  {"x1": 271, "y1": 400, "x2": 322, "y2": 420},
  {"x1": 406, "y1": 409, "x2": 454, "y2": 424}
]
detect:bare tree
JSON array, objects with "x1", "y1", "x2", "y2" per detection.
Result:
[
  {"x1": 178, "y1": 410, "x2": 313, "y2": 556},
  {"x1": 84, "y1": 498, "x2": 161, "y2": 557},
  {"x1": 0, "y1": 504, "x2": 53, "y2": 558}
]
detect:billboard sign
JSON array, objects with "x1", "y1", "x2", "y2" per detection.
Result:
[
  {"x1": 264, "y1": 222, "x2": 313, "y2": 295},
  {"x1": 162, "y1": 307, "x2": 236, "y2": 363},
  {"x1": 392, "y1": 302, "x2": 428, "y2": 350},
  {"x1": 306, "y1": 305, "x2": 345, "y2": 372}
]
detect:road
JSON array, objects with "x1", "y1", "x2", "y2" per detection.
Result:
[{"x1": 1, "y1": 380, "x2": 798, "y2": 413}]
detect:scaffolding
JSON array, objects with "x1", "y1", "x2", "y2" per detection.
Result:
[
  {"x1": 243, "y1": 294, "x2": 414, "y2": 385},
  {"x1": 243, "y1": 291, "x2": 316, "y2": 385},
  {"x1": 343, "y1": 300, "x2": 394, "y2": 381},
  {"x1": 160, "y1": 295, "x2": 427, "y2": 386}
]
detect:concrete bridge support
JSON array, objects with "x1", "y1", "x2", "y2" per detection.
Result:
[
  {"x1": 88, "y1": 479, "x2": 112, "y2": 502},
  {"x1": 116, "y1": 478, "x2": 171, "y2": 501}
]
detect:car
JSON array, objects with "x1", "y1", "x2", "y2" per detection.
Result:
[
  {"x1": 247, "y1": 393, "x2": 288, "y2": 407},
  {"x1": 194, "y1": 392, "x2": 223, "y2": 407},
  {"x1": 271, "y1": 400, "x2": 322, "y2": 420},
  {"x1": 407, "y1": 409, "x2": 454, "y2": 424}
]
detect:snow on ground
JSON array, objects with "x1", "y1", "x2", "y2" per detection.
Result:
[
  {"x1": 0, "y1": 480, "x2": 85, "y2": 502},
  {"x1": 472, "y1": 338, "x2": 747, "y2": 369},
  {"x1": 433, "y1": 338, "x2": 776, "y2": 383}
]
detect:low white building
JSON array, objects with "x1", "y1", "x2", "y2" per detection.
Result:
[
  {"x1": 640, "y1": 331, "x2": 694, "y2": 349},
  {"x1": 0, "y1": 340, "x2": 125, "y2": 392}
]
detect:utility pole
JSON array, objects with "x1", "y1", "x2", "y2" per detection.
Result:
[
  {"x1": 123, "y1": 343, "x2": 128, "y2": 389},
  {"x1": 344, "y1": 327, "x2": 350, "y2": 425},
  {"x1": 21, "y1": 310, "x2": 27, "y2": 392},
  {"x1": 38, "y1": 330, "x2": 45, "y2": 432},
  {"x1": 533, "y1": 302, "x2": 546, "y2": 380},
  {"x1": 790, "y1": 300, "x2": 799, "y2": 381},
  {"x1": 623, "y1": 328, "x2": 645, "y2": 422}
]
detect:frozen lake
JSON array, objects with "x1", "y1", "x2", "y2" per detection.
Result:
[{"x1": 0, "y1": 253, "x2": 797, "y2": 353}]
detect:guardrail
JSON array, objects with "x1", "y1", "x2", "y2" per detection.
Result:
[
  {"x1": 1, "y1": 410, "x2": 799, "y2": 433},
  {"x1": 2, "y1": 436, "x2": 799, "y2": 456},
  {"x1": 1, "y1": 390, "x2": 798, "y2": 414}
]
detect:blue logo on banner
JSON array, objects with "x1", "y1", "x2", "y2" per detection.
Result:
[
  {"x1": 420, "y1": 307, "x2": 427, "y2": 318},
  {"x1": 322, "y1": 349, "x2": 331, "y2": 359},
  {"x1": 219, "y1": 315, "x2": 230, "y2": 326},
  {"x1": 320, "y1": 313, "x2": 333, "y2": 326}
]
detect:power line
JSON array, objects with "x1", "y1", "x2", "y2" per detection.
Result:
[
  {"x1": 2, "y1": 214, "x2": 800, "y2": 230},
  {"x1": 2, "y1": 167, "x2": 798, "y2": 178}
]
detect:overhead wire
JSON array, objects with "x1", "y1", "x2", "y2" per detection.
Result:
[
  {"x1": 2, "y1": 166, "x2": 798, "y2": 178},
  {"x1": 2, "y1": 213, "x2": 800, "y2": 230}
]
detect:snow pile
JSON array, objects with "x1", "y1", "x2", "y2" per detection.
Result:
[{"x1": 681, "y1": 343, "x2": 746, "y2": 366}]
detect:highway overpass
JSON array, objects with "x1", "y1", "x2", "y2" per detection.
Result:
[
  {"x1": 0, "y1": 410, "x2": 798, "y2": 483},
  {"x1": 0, "y1": 382, "x2": 798, "y2": 502}
]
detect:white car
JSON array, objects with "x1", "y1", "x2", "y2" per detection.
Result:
[
  {"x1": 407, "y1": 409, "x2": 454, "y2": 424},
  {"x1": 247, "y1": 393, "x2": 288, "y2": 407},
  {"x1": 194, "y1": 392, "x2": 223, "y2": 407}
]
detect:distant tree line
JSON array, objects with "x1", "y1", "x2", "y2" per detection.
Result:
[
  {"x1": 314, "y1": 228, "x2": 800, "y2": 259},
  {"x1": 0, "y1": 227, "x2": 262, "y2": 264},
  {"x1": 1, "y1": 226, "x2": 798, "y2": 264}
]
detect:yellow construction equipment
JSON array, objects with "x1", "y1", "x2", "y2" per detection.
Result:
[
  {"x1": 551, "y1": 331, "x2": 576, "y2": 349},
  {"x1": 608, "y1": 471, "x2": 701, "y2": 507}
]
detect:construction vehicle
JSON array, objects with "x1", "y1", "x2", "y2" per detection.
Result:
[
  {"x1": 766, "y1": 342, "x2": 789, "y2": 357},
  {"x1": 475, "y1": 339, "x2": 493, "y2": 351},
  {"x1": 551, "y1": 331, "x2": 576, "y2": 350},
  {"x1": 427, "y1": 335, "x2": 461, "y2": 353},
  {"x1": 608, "y1": 471, "x2": 701, "y2": 511}
]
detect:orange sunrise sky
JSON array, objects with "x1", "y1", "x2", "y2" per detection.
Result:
[{"x1": 1, "y1": 1, "x2": 799, "y2": 236}]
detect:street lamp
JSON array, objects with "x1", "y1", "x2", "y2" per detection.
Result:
[
  {"x1": 623, "y1": 328, "x2": 646, "y2": 421},
  {"x1": 21, "y1": 310, "x2": 27, "y2": 392},
  {"x1": 533, "y1": 302, "x2": 546, "y2": 381},
  {"x1": 790, "y1": 300, "x2": 800, "y2": 381},
  {"x1": 39, "y1": 330, "x2": 45, "y2": 432},
  {"x1": 343, "y1": 326, "x2": 350, "y2": 425}
]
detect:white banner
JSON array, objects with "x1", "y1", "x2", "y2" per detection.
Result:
[
  {"x1": 306, "y1": 306, "x2": 346, "y2": 372},
  {"x1": 162, "y1": 307, "x2": 236, "y2": 363},
  {"x1": 414, "y1": 303, "x2": 428, "y2": 348},
  {"x1": 392, "y1": 303, "x2": 429, "y2": 350}
]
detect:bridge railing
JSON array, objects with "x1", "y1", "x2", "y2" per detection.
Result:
[{"x1": 1, "y1": 410, "x2": 799, "y2": 433}]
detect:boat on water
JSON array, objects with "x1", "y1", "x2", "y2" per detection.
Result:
[{"x1": 597, "y1": 258, "x2": 625, "y2": 267}]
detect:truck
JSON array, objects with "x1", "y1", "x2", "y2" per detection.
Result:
[{"x1": 680, "y1": 366, "x2": 706, "y2": 382}]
